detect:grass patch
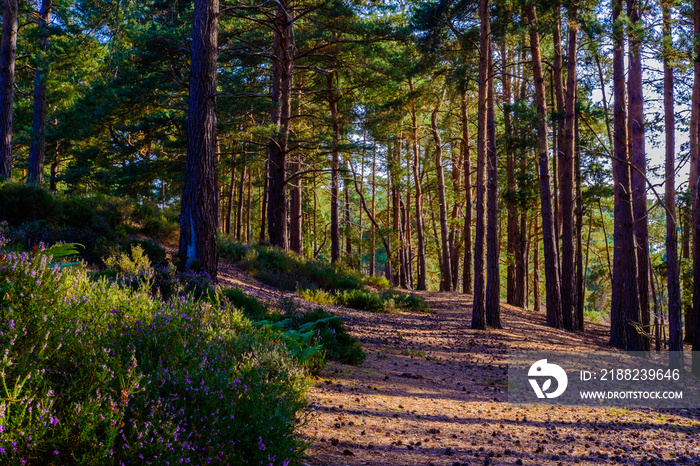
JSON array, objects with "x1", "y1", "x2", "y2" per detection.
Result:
[{"x1": 401, "y1": 348, "x2": 427, "y2": 359}]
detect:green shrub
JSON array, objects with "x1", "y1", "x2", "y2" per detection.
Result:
[
  {"x1": 336, "y1": 289, "x2": 386, "y2": 312},
  {"x1": 298, "y1": 288, "x2": 336, "y2": 306},
  {"x1": 218, "y1": 235, "x2": 249, "y2": 262},
  {"x1": 365, "y1": 274, "x2": 391, "y2": 289},
  {"x1": 0, "y1": 181, "x2": 58, "y2": 224},
  {"x1": 285, "y1": 308, "x2": 366, "y2": 367},
  {"x1": 382, "y1": 289, "x2": 432, "y2": 313},
  {"x1": 0, "y1": 245, "x2": 309, "y2": 465}
]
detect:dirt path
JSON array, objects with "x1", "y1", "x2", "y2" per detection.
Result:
[{"x1": 214, "y1": 264, "x2": 700, "y2": 465}]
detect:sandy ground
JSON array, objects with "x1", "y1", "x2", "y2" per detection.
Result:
[{"x1": 216, "y1": 262, "x2": 700, "y2": 466}]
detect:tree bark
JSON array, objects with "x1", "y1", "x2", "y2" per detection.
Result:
[
  {"x1": 628, "y1": 0, "x2": 650, "y2": 350},
  {"x1": 461, "y1": 92, "x2": 473, "y2": 295},
  {"x1": 266, "y1": 2, "x2": 293, "y2": 249},
  {"x1": 611, "y1": 0, "x2": 642, "y2": 351},
  {"x1": 290, "y1": 151, "x2": 303, "y2": 253},
  {"x1": 236, "y1": 157, "x2": 246, "y2": 240},
  {"x1": 328, "y1": 72, "x2": 341, "y2": 263},
  {"x1": 485, "y1": 43, "x2": 501, "y2": 328},
  {"x1": 410, "y1": 85, "x2": 428, "y2": 290},
  {"x1": 179, "y1": 0, "x2": 219, "y2": 279},
  {"x1": 0, "y1": 0, "x2": 18, "y2": 179},
  {"x1": 663, "y1": 0, "x2": 682, "y2": 369},
  {"x1": 692, "y1": 0, "x2": 700, "y2": 376},
  {"x1": 28, "y1": 0, "x2": 52, "y2": 185},
  {"x1": 504, "y1": 42, "x2": 516, "y2": 306},
  {"x1": 514, "y1": 62, "x2": 528, "y2": 308},
  {"x1": 527, "y1": 4, "x2": 563, "y2": 329},
  {"x1": 472, "y1": 0, "x2": 489, "y2": 329},
  {"x1": 560, "y1": 5, "x2": 578, "y2": 331},
  {"x1": 575, "y1": 92, "x2": 585, "y2": 331},
  {"x1": 225, "y1": 157, "x2": 236, "y2": 235},
  {"x1": 370, "y1": 146, "x2": 376, "y2": 276},
  {"x1": 432, "y1": 93, "x2": 453, "y2": 291},
  {"x1": 553, "y1": 4, "x2": 565, "y2": 242}
]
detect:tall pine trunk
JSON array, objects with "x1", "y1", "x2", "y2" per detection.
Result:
[
  {"x1": 692, "y1": 0, "x2": 700, "y2": 376},
  {"x1": 471, "y1": 0, "x2": 489, "y2": 329},
  {"x1": 527, "y1": 4, "x2": 563, "y2": 329},
  {"x1": 290, "y1": 152, "x2": 303, "y2": 253},
  {"x1": 28, "y1": 0, "x2": 52, "y2": 185},
  {"x1": 411, "y1": 92, "x2": 428, "y2": 290},
  {"x1": 611, "y1": 0, "x2": 642, "y2": 351},
  {"x1": 328, "y1": 72, "x2": 341, "y2": 263},
  {"x1": 267, "y1": 3, "x2": 293, "y2": 249},
  {"x1": 504, "y1": 43, "x2": 517, "y2": 306},
  {"x1": 0, "y1": 0, "x2": 18, "y2": 179},
  {"x1": 179, "y1": 0, "x2": 219, "y2": 279},
  {"x1": 663, "y1": 0, "x2": 682, "y2": 369},
  {"x1": 432, "y1": 94, "x2": 453, "y2": 291},
  {"x1": 485, "y1": 43, "x2": 501, "y2": 328},
  {"x1": 628, "y1": 0, "x2": 650, "y2": 350},
  {"x1": 560, "y1": 6, "x2": 578, "y2": 331},
  {"x1": 462, "y1": 92, "x2": 473, "y2": 295}
]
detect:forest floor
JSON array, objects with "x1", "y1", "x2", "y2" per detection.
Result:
[{"x1": 216, "y1": 262, "x2": 700, "y2": 466}]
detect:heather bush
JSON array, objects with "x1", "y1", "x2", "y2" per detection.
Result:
[{"x1": 0, "y1": 246, "x2": 309, "y2": 465}]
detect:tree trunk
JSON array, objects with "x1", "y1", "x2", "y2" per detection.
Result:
[
  {"x1": 514, "y1": 63, "x2": 528, "y2": 308},
  {"x1": 370, "y1": 146, "x2": 376, "y2": 276},
  {"x1": 533, "y1": 212, "x2": 541, "y2": 313},
  {"x1": 0, "y1": 0, "x2": 18, "y2": 179},
  {"x1": 485, "y1": 43, "x2": 501, "y2": 328},
  {"x1": 628, "y1": 0, "x2": 650, "y2": 350},
  {"x1": 692, "y1": 0, "x2": 700, "y2": 376},
  {"x1": 504, "y1": 43, "x2": 516, "y2": 306},
  {"x1": 28, "y1": 0, "x2": 52, "y2": 185},
  {"x1": 611, "y1": 0, "x2": 642, "y2": 351},
  {"x1": 472, "y1": 0, "x2": 489, "y2": 329},
  {"x1": 246, "y1": 157, "x2": 252, "y2": 241},
  {"x1": 432, "y1": 93, "x2": 453, "y2": 291},
  {"x1": 328, "y1": 72, "x2": 341, "y2": 263},
  {"x1": 663, "y1": 0, "x2": 682, "y2": 369},
  {"x1": 344, "y1": 169, "x2": 352, "y2": 263},
  {"x1": 290, "y1": 152, "x2": 302, "y2": 253},
  {"x1": 267, "y1": 3, "x2": 293, "y2": 249},
  {"x1": 235, "y1": 156, "x2": 245, "y2": 240},
  {"x1": 527, "y1": 4, "x2": 563, "y2": 329},
  {"x1": 225, "y1": 158, "x2": 236, "y2": 235},
  {"x1": 260, "y1": 162, "x2": 267, "y2": 242},
  {"x1": 575, "y1": 91, "x2": 585, "y2": 331},
  {"x1": 179, "y1": 0, "x2": 219, "y2": 279},
  {"x1": 410, "y1": 82, "x2": 428, "y2": 290},
  {"x1": 462, "y1": 92, "x2": 473, "y2": 295},
  {"x1": 560, "y1": 5, "x2": 578, "y2": 331},
  {"x1": 553, "y1": 3, "x2": 565, "y2": 243}
]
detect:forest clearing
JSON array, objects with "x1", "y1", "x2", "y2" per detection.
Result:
[{"x1": 2, "y1": 0, "x2": 700, "y2": 463}]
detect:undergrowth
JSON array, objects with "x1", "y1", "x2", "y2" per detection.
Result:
[
  {"x1": 218, "y1": 236, "x2": 432, "y2": 314},
  {"x1": 0, "y1": 243, "x2": 310, "y2": 465},
  {"x1": 0, "y1": 182, "x2": 177, "y2": 264}
]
